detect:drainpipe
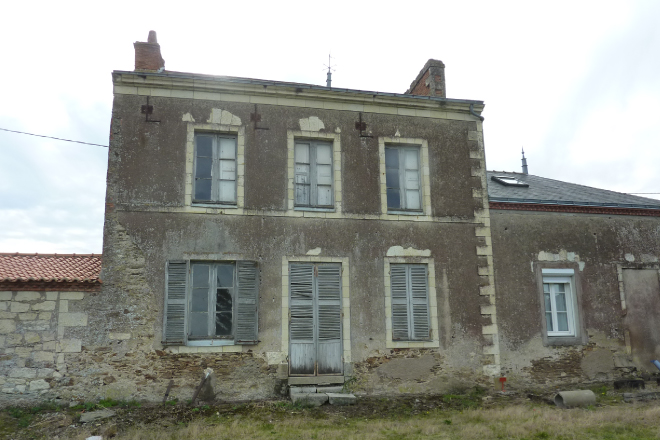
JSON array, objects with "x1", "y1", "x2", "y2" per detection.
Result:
[{"x1": 469, "y1": 103, "x2": 484, "y2": 121}]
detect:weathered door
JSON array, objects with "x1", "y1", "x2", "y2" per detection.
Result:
[
  {"x1": 623, "y1": 269, "x2": 660, "y2": 372},
  {"x1": 289, "y1": 263, "x2": 343, "y2": 376}
]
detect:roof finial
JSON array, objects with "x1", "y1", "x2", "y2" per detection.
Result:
[
  {"x1": 324, "y1": 53, "x2": 336, "y2": 88},
  {"x1": 521, "y1": 147, "x2": 528, "y2": 175}
]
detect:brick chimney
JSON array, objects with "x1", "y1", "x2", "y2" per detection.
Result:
[
  {"x1": 134, "y1": 31, "x2": 165, "y2": 72},
  {"x1": 405, "y1": 59, "x2": 446, "y2": 98}
]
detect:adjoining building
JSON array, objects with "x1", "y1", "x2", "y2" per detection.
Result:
[{"x1": 1, "y1": 31, "x2": 659, "y2": 404}]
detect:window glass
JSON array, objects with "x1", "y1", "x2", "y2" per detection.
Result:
[
  {"x1": 385, "y1": 147, "x2": 421, "y2": 211},
  {"x1": 193, "y1": 134, "x2": 237, "y2": 204},
  {"x1": 294, "y1": 141, "x2": 333, "y2": 207}
]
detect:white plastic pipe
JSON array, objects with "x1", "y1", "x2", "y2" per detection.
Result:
[{"x1": 554, "y1": 390, "x2": 596, "y2": 408}]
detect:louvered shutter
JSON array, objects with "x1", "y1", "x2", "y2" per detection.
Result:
[
  {"x1": 289, "y1": 264, "x2": 315, "y2": 375},
  {"x1": 410, "y1": 265, "x2": 430, "y2": 340},
  {"x1": 390, "y1": 264, "x2": 410, "y2": 340},
  {"x1": 163, "y1": 260, "x2": 189, "y2": 345},
  {"x1": 317, "y1": 264, "x2": 343, "y2": 375},
  {"x1": 235, "y1": 261, "x2": 259, "y2": 344}
]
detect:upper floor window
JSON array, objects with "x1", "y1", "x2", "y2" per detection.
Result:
[
  {"x1": 294, "y1": 141, "x2": 334, "y2": 208},
  {"x1": 193, "y1": 134, "x2": 237, "y2": 204},
  {"x1": 385, "y1": 146, "x2": 422, "y2": 211}
]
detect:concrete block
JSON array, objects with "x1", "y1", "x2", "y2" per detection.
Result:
[
  {"x1": 29, "y1": 379, "x2": 50, "y2": 391},
  {"x1": 80, "y1": 409, "x2": 116, "y2": 423},
  {"x1": 0, "y1": 336, "x2": 5, "y2": 348},
  {"x1": 9, "y1": 368, "x2": 37, "y2": 379},
  {"x1": 289, "y1": 386, "x2": 316, "y2": 395},
  {"x1": 16, "y1": 385, "x2": 26, "y2": 393},
  {"x1": 291, "y1": 393, "x2": 328, "y2": 407},
  {"x1": 59, "y1": 312, "x2": 87, "y2": 327},
  {"x1": 34, "y1": 352, "x2": 55, "y2": 363},
  {"x1": 31, "y1": 301, "x2": 56, "y2": 311},
  {"x1": 59, "y1": 292, "x2": 84, "y2": 300},
  {"x1": 317, "y1": 386, "x2": 344, "y2": 393},
  {"x1": 46, "y1": 292, "x2": 58, "y2": 300},
  {"x1": 328, "y1": 393, "x2": 356, "y2": 405},
  {"x1": 15, "y1": 292, "x2": 41, "y2": 301},
  {"x1": 0, "y1": 319, "x2": 16, "y2": 334},
  {"x1": 0, "y1": 292, "x2": 12, "y2": 300},
  {"x1": 10, "y1": 302, "x2": 30, "y2": 313},
  {"x1": 57, "y1": 339, "x2": 82, "y2": 353},
  {"x1": 24, "y1": 332, "x2": 41, "y2": 344}
]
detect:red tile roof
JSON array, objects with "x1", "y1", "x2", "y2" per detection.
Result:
[{"x1": 0, "y1": 253, "x2": 102, "y2": 284}]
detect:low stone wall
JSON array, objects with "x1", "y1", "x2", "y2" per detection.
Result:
[{"x1": 0, "y1": 290, "x2": 89, "y2": 401}]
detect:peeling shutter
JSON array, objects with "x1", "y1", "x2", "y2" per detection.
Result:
[
  {"x1": 235, "y1": 261, "x2": 259, "y2": 344},
  {"x1": 317, "y1": 265, "x2": 342, "y2": 341},
  {"x1": 289, "y1": 264, "x2": 315, "y2": 375},
  {"x1": 163, "y1": 260, "x2": 189, "y2": 345},
  {"x1": 390, "y1": 264, "x2": 409, "y2": 340},
  {"x1": 410, "y1": 265, "x2": 430, "y2": 340}
]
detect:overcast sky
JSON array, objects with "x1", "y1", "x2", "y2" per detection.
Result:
[{"x1": 1, "y1": 0, "x2": 658, "y2": 254}]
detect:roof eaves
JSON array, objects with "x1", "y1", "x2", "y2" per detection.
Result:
[{"x1": 489, "y1": 197, "x2": 660, "y2": 210}]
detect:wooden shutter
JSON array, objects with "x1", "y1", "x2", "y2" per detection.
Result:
[
  {"x1": 289, "y1": 264, "x2": 315, "y2": 375},
  {"x1": 317, "y1": 264, "x2": 343, "y2": 375},
  {"x1": 390, "y1": 264, "x2": 410, "y2": 340},
  {"x1": 235, "y1": 261, "x2": 259, "y2": 344},
  {"x1": 163, "y1": 260, "x2": 189, "y2": 345},
  {"x1": 410, "y1": 265, "x2": 430, "y2": 340}
]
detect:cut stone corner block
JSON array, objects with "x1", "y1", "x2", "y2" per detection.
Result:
[
  {"x1": 290, "y1": 392, "x2": 329, "y2": 407},
  {"x1": 328, "y1": 393, "x2": 356, "y2": 405}
]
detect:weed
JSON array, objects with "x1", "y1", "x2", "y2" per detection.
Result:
[{"x1": 165, "y1": 398, "x2": 179, "y2": 406}]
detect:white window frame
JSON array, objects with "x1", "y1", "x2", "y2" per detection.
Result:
[
  {"x1": 385, "y1": 146, "x2": 422, "y2": 212},
  {"x1": 294, "y1": 140, "x2": 334, "y2": 208},
  {"x1": 542, "y1": 269, "x2": 576, "y2": 337},
  {"x1": 193, "y1": 133, "x2": 238, "y2": 205}
]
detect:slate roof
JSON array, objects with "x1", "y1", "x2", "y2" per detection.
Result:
[
  {"x1": 0, "y1": 253, "x2": 102, "y2": 284},
  {"x1": 487, "y1": 171, "x2": 660, "y2": 209}
]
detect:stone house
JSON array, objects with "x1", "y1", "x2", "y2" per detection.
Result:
[
  {"x1": 0, "y1": 253, "x2": 102, "y2": 398},
  {"x1": 2, "y1": 31, "x2": 660, "y2": 405}
]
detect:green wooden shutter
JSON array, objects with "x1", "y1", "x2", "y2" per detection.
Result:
[
  {"x1": 163, "y1": 260, "x2": 189, "y2": 345},
  {"x1": 390, "y1": 264, "x2": 410, "y2": 340},
  {"x1": 235, "y1": 261, "x2": 259, "y2": 344},
  {"x1": 410, "y1": 265, "x2": 430, "y2": 340}
]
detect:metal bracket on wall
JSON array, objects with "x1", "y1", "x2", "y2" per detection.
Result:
[
  {"x1": 251, "y1": 104, "x2": 269, "y2": 130},
  {"x1": 355, "y1": 113, "x2": 372, "y2": 138},
  {"x1": 141, "y1": 96, "x2": 160, "y2": 123}
]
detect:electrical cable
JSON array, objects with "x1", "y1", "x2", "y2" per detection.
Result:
[{"x1": 0, "y1": 127, "x2": 108, "y2": 148}]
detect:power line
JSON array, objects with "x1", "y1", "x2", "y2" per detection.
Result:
[{"x1": 0, "y1": 127, "x2": 108, "y2": 148}]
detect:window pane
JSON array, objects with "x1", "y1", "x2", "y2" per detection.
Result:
[
  {"x1": 295, "y1": 184, "x2": 310, "y2": 205},
  {"x1": 216, "y1": 288, "x2": 232, "y2": 312},
  {"x1": 194, "y1": 179, "x2": 212, "y2": 200},
  {"x1": 316, "y1": 164, "x2": 332, "y2": 185},
  {"x1": 544, "y1": 291, "x2": 552, "y2": 312},
  {"x1": 386, "y1": 169, "x2": 399, "y2": 188},
  {"x1": 195, "y1": 157, "x2": 212, "y2": 178},
  {"x1": 295, "y1": 165, "x2": 310, "y2": 183},
  {"x1": 219, "y1": 159, "x2": 236, "y2": 181},
  {"x1": 217, "y1": 265, "x2": 234, "y2": 288},
  {"x1": 190, "y1": 314, "x2": 208, "y2": 336},
  {"x1": 317, "y1": 186, "x2": 332, "y2": 205},
  {"x1": 405, "y1": 170, "x2": 420, "y2": 190},
  {"x1": 385, "y1": 148, "x2": 399, "y2": 168},
  {"x1": 196, "y1": 136, "x2": 213, "y2": 157},
  {"x1": 219, "y1": 138, "x2": 236, "y2": 159},
  {"x1": 295, "y1": 144, "x2": 310, "y2": 164},
  {"x1": 215, "y1": 312, "x2": 232, "y2": 336},
  {"x1": 404, "y1": 149, "x2": 419, "y2": 169},
  {"x1": 406, "y1": 190, "x2": 421, "y2": 210},
  {"x1": 191, "y1": 288, "x2": 209, "y2": 312},
  {"x1": 555, "y1": 290, "x2": 567, "y2": 312},
  {"x1": 557, "y1": 312, "x2": 569, "y2": 331},
  {"x1": 219, "y1": 180, "x2": 236, "y2": 202},
  {"x1": 546, "y1": 312, "x2": 553, "y2": 331},
  {"x1": 316, "y1": 144, "x2": 332, "y2": 164},
  {"x1": 192, "y1": 265, "x2": 210, "y2": 287},
  {"x1": 387, "y1": 188, "x2": 401, "y2": 209}
]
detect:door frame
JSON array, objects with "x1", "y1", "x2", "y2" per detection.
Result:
[{"x1": 281, "y1": 256, "x2": 351, "y2": 377}]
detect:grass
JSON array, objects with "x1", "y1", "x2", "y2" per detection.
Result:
[{"x1": 69, "y1": 402, "x2": 660, "y2": 440}]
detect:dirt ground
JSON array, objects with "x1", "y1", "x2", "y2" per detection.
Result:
[{"x1": 0, "y1": 388, "x2": 652, "y2": 440}]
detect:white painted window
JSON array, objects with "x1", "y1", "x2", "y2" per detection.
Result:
[
  {"x1": 163, "y1": 260, "x2": 258, "y2": 346},
  {"x1": 390, "y1": 264, "x2": 430, "y2": 341},
  {"x1": 385, "y1": 146, "x2": 422, "y2": 211},
  {"x1": 193, "y1": 134, "x2": 237, "y2": 204},
  {"x1": 542, "y1": 269, "x2": 576, "y2": 337},
  {"x1": 294, "y1": 141, "x2": 334, "y2": 207}
]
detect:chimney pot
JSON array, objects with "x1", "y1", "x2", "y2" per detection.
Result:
[{"x1": 134, "y1": 31, "x2": 165, "y2": 72}]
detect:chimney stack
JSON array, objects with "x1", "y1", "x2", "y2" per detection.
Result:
[
  {"x1": 134, "y1": 31, "x2": 165, "y2": 72},
  {"x1": 405, "y1": 59, "x2": 446, "y2": 98}
]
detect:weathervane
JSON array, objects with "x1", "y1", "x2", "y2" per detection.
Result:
[{"x1": 323, "y1": 53, "x2": 336, "y2": 88}]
